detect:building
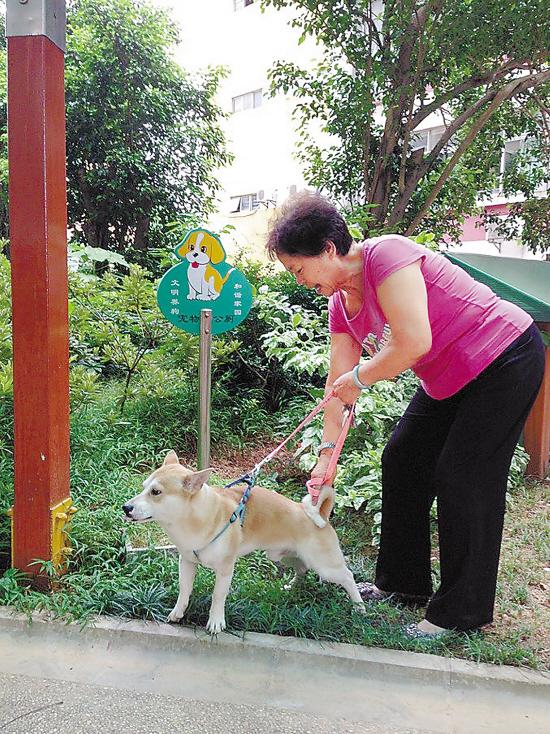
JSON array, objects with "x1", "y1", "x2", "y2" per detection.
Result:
[{"x1": 157, "y1": 0, "x2": 320, "y2": 259}]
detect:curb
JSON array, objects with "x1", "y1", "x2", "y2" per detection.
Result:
[{"x1": 0, "y1": 608, "x2": 548, "y2": 734}]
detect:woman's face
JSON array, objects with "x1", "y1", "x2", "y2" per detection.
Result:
[{"x1": 278, "y1": 246, "x2": 341, "y2": 297}]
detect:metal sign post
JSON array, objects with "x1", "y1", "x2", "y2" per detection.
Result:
[
  {"x1": 6, "y1": 0, "x2": 74, "y2": 584},
  {"x1": 157, "y1": 228, "x2": 253, "y2": 471},
  {"x1": 198, "y1": 310, "x2": 212, "y2": 470}
]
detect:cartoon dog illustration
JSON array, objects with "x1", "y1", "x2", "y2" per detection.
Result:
[{"x1": 177, "y1": 230, "x2": 234, "y2": 301}]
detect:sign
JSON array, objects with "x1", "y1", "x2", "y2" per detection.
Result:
[{"x1": 157, "y1": 228, "x2": 253, "y2": 335}]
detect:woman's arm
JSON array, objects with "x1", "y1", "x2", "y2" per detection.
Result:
[
  {"x1": 310, "y1": 332, "x2": 362, "y2": 486},
  {"x1": 332, "y1": 262, "x2": 432, "y2": 405}
]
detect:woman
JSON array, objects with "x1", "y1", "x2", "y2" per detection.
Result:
[{"x1": 266, "y1": 191, "x2": 545, "y2": 637}]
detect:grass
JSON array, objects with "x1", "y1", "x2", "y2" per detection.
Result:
[
  {"x1": 0, "y1": 388, "x2": 548, "y2": 670},
  {"x1": 490, "y1": 479, "x2": 549, "y2": 664}
]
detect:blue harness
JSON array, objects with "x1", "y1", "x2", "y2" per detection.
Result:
[
  {"x1": 192, "y1": 472, "x2": 256, "y2": 561},
  {"x1": 189, "y1": 393, "x2": 355, "y2": 562}
]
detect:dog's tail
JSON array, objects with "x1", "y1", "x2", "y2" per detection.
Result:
[
  {"x1": 301, "y1": 485, "x2": 335, "y2": 529},
  {"x1": 221, "y1": 267, "x2": 235, "y2": 286}
]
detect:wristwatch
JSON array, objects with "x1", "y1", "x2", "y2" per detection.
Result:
[{"x1": 317, "y1": 441, "x2": 336, "y2": 455}]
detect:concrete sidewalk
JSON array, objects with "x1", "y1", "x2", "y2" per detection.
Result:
[
  {"x1": 0, "y1": 673, "x2": 431, "y2": 734},
  {"x1": 0, "y1": 609, "x2": 548, "y2": 734}
]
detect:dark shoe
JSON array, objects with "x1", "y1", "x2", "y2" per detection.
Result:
[
  {"x1": 357, "y1": 582, "x2": 390, "y2": 602},
  {"x1": 358, "y1": 582, "x2": 430, "y2": 606}
]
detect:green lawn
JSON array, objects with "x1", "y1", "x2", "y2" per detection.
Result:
[
  {"x1": 0, "y1": 391, "x2": 547, "y2": 670},
  {"x1": 2, "y1": 455, "x2": 547, "y2": 670}
]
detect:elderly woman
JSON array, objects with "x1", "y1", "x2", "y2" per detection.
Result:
[{"x1": 266, "y1": 192, "x2": 545, "y2": 637}]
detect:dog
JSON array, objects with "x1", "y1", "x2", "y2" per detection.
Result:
[
  {"x1": 177, "y1": 230, "x2": 234, "y2": 301},
  {"x1": 123, "y1": 450, "x2": 365, "y2": 633}
]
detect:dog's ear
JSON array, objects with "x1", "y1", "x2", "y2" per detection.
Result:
[
  {"x1": 185, "y1": 468, "x2": 212, "y2": 494},
  {"x1": 163, "y1": 450, "x2": 180, "y2": 466},
  {"x1": 176, "y1": 241, "x2": 190, "y2": 258},
  {"x1": 208, "y1": 236, "x2": 225, "y2": 265}
]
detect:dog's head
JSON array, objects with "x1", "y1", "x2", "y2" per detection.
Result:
[
  {"x1": 177, "y1": 230, "x2": 225, "y2": 266},
  {"x1": 123, "y1": 451, "x2": 212, "y2": 526}
]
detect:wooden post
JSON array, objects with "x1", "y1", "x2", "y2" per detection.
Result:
[
  {"x1": 7, "y1": 0, "x2": 73, "y2": 584},
  {"x1": 524, "y1": 323, "x2": 550, "y2": 479}
]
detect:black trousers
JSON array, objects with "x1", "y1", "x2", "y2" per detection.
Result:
[{"x1": 374, "y1": 323, "x2": 545, "y2": 631}]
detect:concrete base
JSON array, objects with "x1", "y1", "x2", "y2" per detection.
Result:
[{"x1": 0, "y1": 609, "x2": 548, "y2": 734}]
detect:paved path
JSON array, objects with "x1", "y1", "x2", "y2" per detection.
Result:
[
  {"x1": 1, "y1": 611, "x2": 548, "y2": 734},
  {"x1": 0, "y1": 673, "x2": 433, "y2": 734}
]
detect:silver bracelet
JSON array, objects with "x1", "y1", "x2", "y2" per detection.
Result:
[
  {"x1": 317, "y1": 441, "x2": 336, "y2": 455},
  {"x1": 352, "y1": 364, "x2": 369, "y2": 390}
]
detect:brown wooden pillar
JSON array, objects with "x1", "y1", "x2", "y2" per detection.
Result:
[
  {"x1": 524, "y1": 323, "x2": 550, "y2": 479},
  {"x1": 7, "y1": 0, "x2": 73, "y2": 584}
]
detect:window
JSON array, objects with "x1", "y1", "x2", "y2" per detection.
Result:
[
  {"x1": 502, "y1": 139, "x2": 523, "y2": 173},
  {"x1": 409, "y1": 131, "x2": 429, "y2": 152},
  {"x1": 233, "y1": 0, "x2": 254, "y2": 10},
  {"x1": 230, "y1": 193, "x2": 260, "y2": 213},
  {"x1": 409, "y1": 127, "x2": 448, "y2": 154},
  {"x1": 491, "y1": 137, "x2": 531, "y2": 193},
  {"x1": 232, "y1": 89, "x2": 262, "y2": 113}
]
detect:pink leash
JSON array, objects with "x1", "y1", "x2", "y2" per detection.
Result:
[
  {"x1": 250, "y1": 391, "x2": 355, "y2": 503},
  {"x1": 305, "y1": 401, "x2": 355, "y2": 503}
]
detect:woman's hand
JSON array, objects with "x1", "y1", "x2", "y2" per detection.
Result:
[
  {"x1": 332, "y1": 370, "x2": 362, "y2": 405},
  {"x1": 310, "y1": 453, "x2": 336, "y2": 487}
]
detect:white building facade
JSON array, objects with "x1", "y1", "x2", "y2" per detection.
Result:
[{"x1": 166, "y1": 0, "x2": 319, "y2": 257}]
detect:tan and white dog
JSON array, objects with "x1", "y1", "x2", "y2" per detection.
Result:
[
  {"x1": 123, "y1": 451, "x2": 365, "y2": 633},
  {"x1": 177, "y1": 230, "x2": 233, "y2": 301}
]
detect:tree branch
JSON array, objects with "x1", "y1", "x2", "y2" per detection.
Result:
[
  {"x1": 409, "y1": 60, "x2": 534, "y2": 130},
  {"x1": 404, "y1": 68, "x2": 550, "y2": 235},
  {"x1": 369, "y1": 1, "x2": 437, "y2": 218}
]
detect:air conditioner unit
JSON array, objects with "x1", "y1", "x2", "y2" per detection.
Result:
[{"x1": 257, "y1": 190, "x2": 265, "y2": 201}]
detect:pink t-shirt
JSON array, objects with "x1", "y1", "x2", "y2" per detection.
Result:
[{"x1": 328, "y1": 235, "x2": 533, "y2": 399}]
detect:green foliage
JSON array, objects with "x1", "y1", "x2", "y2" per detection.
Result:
[
  {"x1": 263, "y1": 0, "x2": 550, "y2": 250},
  {"x1": 486, "y1": 198, "x2": 550, "y2": 256},
  {"x1": 0, "y1": 28, "x2": 7, "y2": 242},
  {"x1": 0, "y1": 2, "x2": 231, "y2": 266},
  {"x1": 64, "y1": 0, "x2": 231, "y2": 270},
  {"x1": 256, "y1": 286, "x2": 330, "y2": 377},
  {"x1": 69, "y1": 263, "x2": 170, "y2": 411},
  {"x1": 0, "y1": 252, "x2": 12, "y2": 398}
]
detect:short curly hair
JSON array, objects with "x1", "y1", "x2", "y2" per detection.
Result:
[{"x1": 266, "y1": 191, "x2": 352, "y2": 260}]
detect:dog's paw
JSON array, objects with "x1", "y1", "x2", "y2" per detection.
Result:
[
  {"x1": 167, "y1": 605, "x2": 187, "y2": 623},
  {"x1": 206, "y1": 614, "x2": 226, "y2": 635}
]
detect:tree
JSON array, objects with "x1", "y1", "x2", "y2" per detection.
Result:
[
  {"x1": 65, "y1": 0, "x2": 231, "y2": 268},
  {"x1": 263, "y1": 0, "x2": 550, "y2": 252}
]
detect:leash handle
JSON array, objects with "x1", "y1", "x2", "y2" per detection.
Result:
[{"x1": 306, "y1": 402, "x2": 355, "y2": 503}]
